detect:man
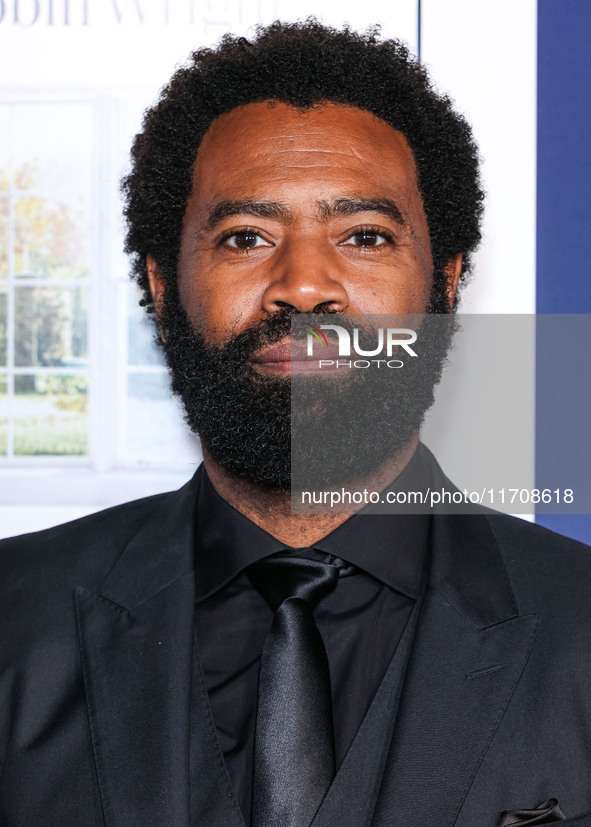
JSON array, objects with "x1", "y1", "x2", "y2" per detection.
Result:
[{"x1": 1, "y1": 20, "x2": 591, "y2": 827}]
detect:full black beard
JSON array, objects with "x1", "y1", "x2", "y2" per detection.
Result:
[{"x1": 159, "y1": 276, "x2": 456, "y2": 490}]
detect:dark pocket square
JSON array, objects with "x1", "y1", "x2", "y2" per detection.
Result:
[{"x1": 498, "y1": 798, "x2": 566, "y2": 825}]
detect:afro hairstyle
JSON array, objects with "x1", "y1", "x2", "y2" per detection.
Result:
[{"x1": 121, "y1": 18, "x2": 484, "y2": 314}]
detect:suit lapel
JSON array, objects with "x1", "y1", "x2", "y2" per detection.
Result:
[
  {"x1": 373, "y1": 508, "x2": 541, "y2": 827},
  {"x1": 188, "y1": 629, "x2": 246, "y2": 827},
  {"x1": 75, "y1": 472, "x2": 227, "y2": 827}
]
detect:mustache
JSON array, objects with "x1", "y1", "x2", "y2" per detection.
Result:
[{"x1": 216, "y1": 306, "x2": 341, "y2": 362}]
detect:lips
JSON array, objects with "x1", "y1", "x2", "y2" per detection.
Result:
[{"x1": 251, "y1": 336, "x2": 342, "y2": 374}]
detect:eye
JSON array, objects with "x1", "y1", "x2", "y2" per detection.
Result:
[
  {"x1": 222, "y1": 230, "x2": 271, "y2": 250},
  {"x1": 341, "y1": 228, "x2": 393, "y2": 247}
]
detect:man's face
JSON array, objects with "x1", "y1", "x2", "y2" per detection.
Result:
[
  {"x1": 173, "y1": 101, "x2": 440, "y2": 347},
  {"x1": 148, "y1": 101, "x2": 460, "y2": 488}
]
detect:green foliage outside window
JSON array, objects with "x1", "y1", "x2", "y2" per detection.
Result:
[{"x1": 1, "y1": 159, "x2": 89, "y2": 457}]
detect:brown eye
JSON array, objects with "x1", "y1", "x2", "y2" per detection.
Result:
[
  {"x1": 225, "y1": 231, "x2": 269, "y2": 249},
  {"x1": 348, "y1": 230, "x2": 387, "y2": 247}
]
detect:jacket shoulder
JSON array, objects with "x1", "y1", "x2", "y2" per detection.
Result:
[
  {"x1": 0, "y1": 492, "x2": 171, "y2": 599},
  {"x1": 486, "y1": 511, "x2": 591, "y2": 612}
]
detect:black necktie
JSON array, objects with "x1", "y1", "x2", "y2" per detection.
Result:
[{"x1": 248, "y1": 554, "x2": 340, "y2": 827}]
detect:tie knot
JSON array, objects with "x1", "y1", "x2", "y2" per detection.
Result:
[{"x1": 248, "y1": 554, "x2": 339, "y2": 612}]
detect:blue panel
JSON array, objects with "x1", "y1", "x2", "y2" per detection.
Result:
[
  {"x1": 537, "y1": 0, "x2": 591, "y2": 543},
  {"x1": 537, "y1": 0, "x2": 591, "y2": 313},
  {"x1": 534, "y1": 315, "x2": 591, "y2": 527},
  {"x1": 537, "y1": 515, "x2": 591, "y2": 547}
]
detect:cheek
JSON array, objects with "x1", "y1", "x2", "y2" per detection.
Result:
[
  {"x1": 352, "y1": 282, "x2": 431, "y2": 315},
  {"x1": 178, "y1": 264, "x2": 264, "y2": 344},
  {"x1": 346, "y1": 254, "x2": 433, "y2": 315}
]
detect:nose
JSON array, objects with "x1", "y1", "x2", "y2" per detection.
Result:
[{"x1": 261, "y1": 240, "x2": 349, "y2": 314}]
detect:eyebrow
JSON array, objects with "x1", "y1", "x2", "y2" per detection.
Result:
[
  {"x1": 203, "y1": 195, "x2": 406, "y2": 232},
  {"x1": 205, "y1": 199, "x2": 293, "y2": 231},
  {"x1": 318, "y1": 197, "x2": 406, "y2": 227}
]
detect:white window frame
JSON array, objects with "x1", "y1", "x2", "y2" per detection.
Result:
[{"x1": 0, "y1": 91, "x2": 199, "y2": 517}]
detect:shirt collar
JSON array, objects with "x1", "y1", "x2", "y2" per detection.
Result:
[{"x1": 194, "y1": 444, "x2": 432, "y2": 602}]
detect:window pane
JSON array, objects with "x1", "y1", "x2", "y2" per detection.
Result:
[
  {"x1": 0, "y1": 288, "x2": 6, "y2": 365},
  {"x1": 0, "y1": 195, "x2": 8, "y2": 279},
  {"x1": 14, "y1": 194, "x2": 90, "y2": 279},
  {"x1": 15, "y1": 285, "x2": 88, "y2": 368},
  {"x1": 127, "y1": 372, "x2": 199, "y2": 464},
  {"x1": 14, "y1": 373, "x2": 87, "y2": 456},
  {"x1": 127, "y1": 285, "x2": 165, "y2": 367},
  {"x1": 0, "y1": 375, "x2": 6, "y2": 456},
  {"x1": 11, "y1": 104, "x2": 93, "y2": 194}
]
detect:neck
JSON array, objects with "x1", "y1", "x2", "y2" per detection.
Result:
[{"x1": 202, "y1": 435, "x2": 419, "y2": 547}]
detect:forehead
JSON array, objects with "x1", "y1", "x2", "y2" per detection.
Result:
[{"x1": 190, "y1": 101, "x2": 422, "y2": 209}]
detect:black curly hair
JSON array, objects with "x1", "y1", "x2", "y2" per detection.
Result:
[{"x1": 122, "y1": 19, "x2": 484, "y2": 315}]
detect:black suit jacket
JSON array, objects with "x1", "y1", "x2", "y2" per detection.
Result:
[{"x1": 2, "y1": 457, "x2": 591, "y2": 826}]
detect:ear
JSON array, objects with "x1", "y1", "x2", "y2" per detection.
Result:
[
  {"x1": 444, "y1": 253, "x2": 463, "y2": 309},
  {"x1": 146, "y1": 254, "x2": 165, "y2": 320}
]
